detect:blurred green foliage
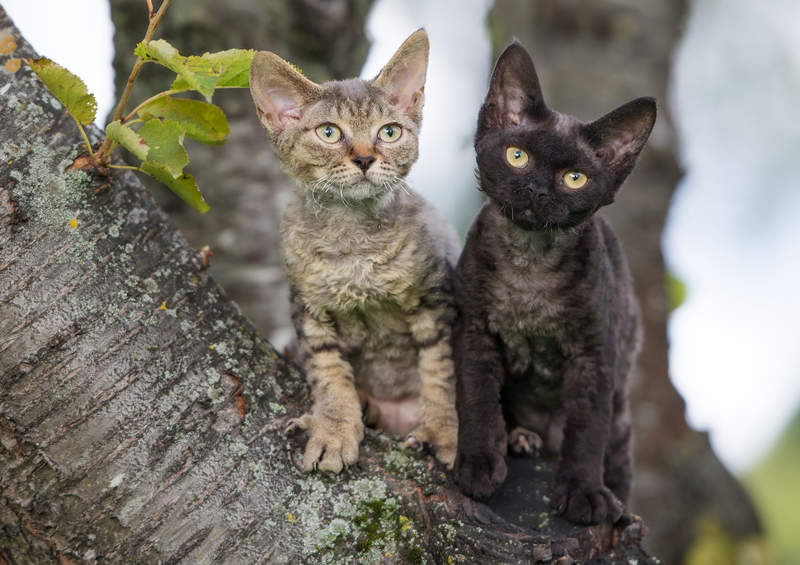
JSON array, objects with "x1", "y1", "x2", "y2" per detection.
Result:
[
  {"x1": 684, "y1": 516, "x2": 768, "y2": 565},
  {"x1": 667, "y1": 271, "x2": 688, "y2": 312},
  {"x1": 745, "y1": 407, "x2": 800, "y2": 565}
]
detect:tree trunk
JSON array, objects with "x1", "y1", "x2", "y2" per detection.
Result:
[
  {"x1": 1, "y1": 8, "x2": 654, "y2": 564},
  {"x1": 488, "y1": 1, "x2": 762, "y2": 562},
  {"x1": 108, "y1": 0, "x2": 375, "y2": 348}
]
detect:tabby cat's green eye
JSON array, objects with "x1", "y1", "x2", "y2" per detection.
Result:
[
  {"x1": 505, "y1": 146, "x2": 529, "y2": 168},
  {"x1": 378, "y1": 123, "x2": 402, "y2": 143},
  {"x1": 316, "y1": 124, "x2": 342, "y2": 143},
  {"x1": 562, "y1": 171, "x2": 588, "y2": 189}
]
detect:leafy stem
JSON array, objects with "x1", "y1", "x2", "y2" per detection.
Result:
[
  {"x1": 28, "y1": 0, "x2": 256, "y2": 213},
  {"x1": 94, "y1": 0, "x2": 172, "y2": 166}
]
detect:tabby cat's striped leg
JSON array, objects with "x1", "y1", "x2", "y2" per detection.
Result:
[
  {"x1": 406, "y1": 304, "x2": 459, "y2": 468},
  {"x1": 289, "y1": 307, "x2": 364, "y2": 473}
]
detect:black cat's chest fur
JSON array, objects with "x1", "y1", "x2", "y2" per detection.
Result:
[
  {"x1": 480, "y1": 205, "x2": 571, "y2": 375},
  {"x1": 470, "y1": 204, "x2": 627, "y2": 412}
]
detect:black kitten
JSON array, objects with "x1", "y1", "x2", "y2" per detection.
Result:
[{"x1": 453, "y1": 42, "x2": 655, "y2": 525}]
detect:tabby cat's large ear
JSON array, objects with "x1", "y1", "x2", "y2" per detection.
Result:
[
  {"x1": 582, "y1": 97, "x2": 656, "y2": 183},
  {"x1": 250, "y1": 51, "x2": 322, "y2": 135},
  {"x1": 372, "y1": 29, "x2": 429, "y2": 123},
  {"x1": 478, "y1": 41, "x2": 547, "y2": 133}
]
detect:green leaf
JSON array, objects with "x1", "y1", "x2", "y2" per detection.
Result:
[
  {"x1": 27, "y1": 57, "x2": 97, "y2": 124},
  {"x1": 667, "y1": 271, "x2": 688, "y2": 313},
  {"x1": 213, "y1": 49, "x2": 256, "y2": 87},
  {"x1": 140, "y1": 162, "x2": 210, "y2": 213},
  {"x1": 105, "y1": 120, "x2": 150, "y2": 161},
  {"x1": 170, "y1": 49, "x2": 255, "y2": 91},
  {"x1": 137, "y1": 97, "x2": 230, "y2": 145},
  {"x1": 135, "y1": 39, "x2": 219, "y2": 101},
  {"x1": 139, "y1": 119, "x2": 189, "y2": 178}
]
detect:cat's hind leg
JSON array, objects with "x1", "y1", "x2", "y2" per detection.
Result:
[{"x1": 406, "y1": 304, "x2": 459, "y2": 468}]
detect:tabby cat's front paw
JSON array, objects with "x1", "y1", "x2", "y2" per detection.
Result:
[
  {"x1": 287, "y1": 414, "x2": 364, "y2": 473},
  {"x1": 453, "y1": 450, "x2": 507, "y2": 501},
  {"x1": 405, "y1": 421, "x2": 457, "y2": 468},
  {"x1": 552, "y1": 474, "x2": 623, "y2": 525}
]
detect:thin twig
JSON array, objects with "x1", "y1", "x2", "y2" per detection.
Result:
[
  {"x1": 94, "y1": 0, "x2": 172, "y2": 166},
  {"x1": 123, "y1": 88, "x2": 180, "y2": 122}
]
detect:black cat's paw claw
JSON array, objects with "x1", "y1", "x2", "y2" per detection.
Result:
[
  {"x1": 552, "y1": 479, "x2": 623, "y2": 525},
  {"x1": 454, "y1": 451, "x2": 508, "y2": 501}
]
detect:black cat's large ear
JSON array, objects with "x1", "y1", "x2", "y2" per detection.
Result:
[
  {"x1": 250, "y1": 51, "x2": 322, "y2": 135},
  {"x1": 478, "y1": 41, "x2": 547, "y2": 132},
  {"x1": 373, "y1": 29, "x2": 429, "y2": 124},
  {"x1": 582, "y1": 97, "x2": 657, "y2": 183}
]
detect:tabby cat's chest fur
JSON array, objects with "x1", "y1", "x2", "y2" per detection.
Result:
[{"x1": 281, "y1": 195, "x2": 426, "y2": 317}]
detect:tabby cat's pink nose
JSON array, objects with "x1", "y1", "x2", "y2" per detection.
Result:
[{"x1": 352, "y1": 155, "x2": 376, "y2": 171}]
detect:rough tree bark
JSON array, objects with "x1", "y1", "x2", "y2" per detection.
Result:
[
  {"x1": 109, "y1": 0, "x2": 375, "y2": 348},
  {"x1": 489, "y1": 1, "x2": 763, "y2": 562},
  {"x1": 0, "y1": 8, "x2": 654, "y2": 564}
]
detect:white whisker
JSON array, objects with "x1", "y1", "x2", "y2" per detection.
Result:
[{"x1": 391, "y1": 176, "x2": 412, "y2": 196}]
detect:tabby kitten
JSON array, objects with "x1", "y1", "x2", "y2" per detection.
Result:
[
  {"x1": 249, "y1": 30, "x2": 459, "y2": 473},
  {"x1": 453, "y1": 42, "x2": 655, "y2": 525}
]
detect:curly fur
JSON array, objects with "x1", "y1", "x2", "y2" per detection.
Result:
[
  {"x1": 453, "y1": 42, "x2": 655, "y2": 525},
  {"x1": 250, "y1": 29, "x2": 459, "y2": 472}
]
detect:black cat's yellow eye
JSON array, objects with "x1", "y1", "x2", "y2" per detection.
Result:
[
  {"x1": 378, "y1": 123, "x2": 402, "y2": 143},
  {"x1": 315, "y1": 124, "x2": 342, "y2": 143},
  {"x1": 562, "y1": 171, "x2": 588, "y2": 189},
  {"x1": 505, "y1": 146, "x2": 529, "y2": 168}
]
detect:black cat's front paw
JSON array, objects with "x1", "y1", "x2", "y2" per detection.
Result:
[
  {"x1": 552, "y1": 475, "x2": 623, "y2": 525},
  {"x1": 454, "y1": 451, "x2": 508, "y2": 501}
]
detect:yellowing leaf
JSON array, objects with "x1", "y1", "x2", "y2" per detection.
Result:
[
  {"x1": 139, "y1": 119, "x2": 188, "y2": 178},
  {"x1": 140, "y1": 162, "x2": 210, "y2": 213},
  {"x1": 105, "y1": 120, "x2": 150, "y2": 161},
  {"x1": 27, "y1": 57, "x2": 97, "y2": 124},
  {"x1": 137, "y1": 97, "x2": 230, "y2": 145}
]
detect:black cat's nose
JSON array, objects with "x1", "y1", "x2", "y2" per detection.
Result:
[
  {"x1": 529, "y1": 186, "x2": 548, "y2": 199},
  {"x1": 352, "y1": 155, "x2": 376, "y2": 172}
]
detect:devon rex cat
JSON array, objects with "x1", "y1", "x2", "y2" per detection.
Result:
[
  {"x1": 453, "y1": 42, "x2": 655, "y2": 525},
  {"x1": 249, "y1": 30, "x2": 459, "y2": 473}
]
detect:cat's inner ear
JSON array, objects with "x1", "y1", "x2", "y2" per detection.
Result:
[
  {"x1": 249, "y1": 51, "x2": 321, "y2": 133},
  {"x1": 372, "y1": 29, "x2": 429, "y2": 121},
  {"x1": 582, "y1": 97, "x2": 657, "y2": 181},
  {"x1": 480, "y1": 42, "x2": 547, "y2": 131}
]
